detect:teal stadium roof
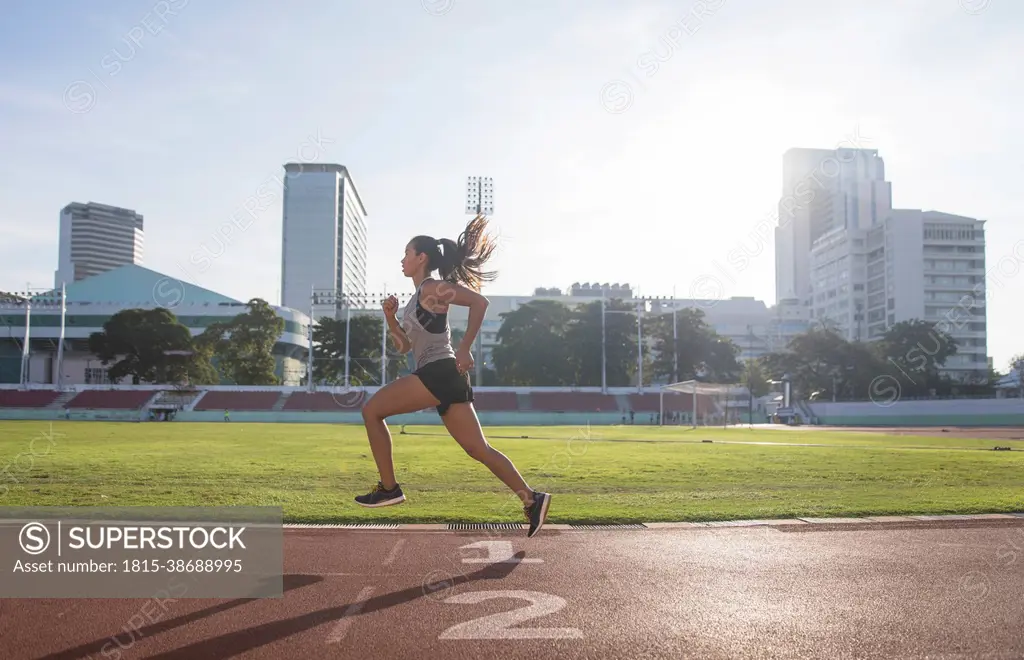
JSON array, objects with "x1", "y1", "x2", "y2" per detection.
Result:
[{"x1": 36, "y1": 265, "x2": 242, "y2": 307}]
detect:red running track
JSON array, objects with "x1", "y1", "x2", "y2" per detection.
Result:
[{"x1": 2, "y1": 519, "x2": 1023, "y2": 659}]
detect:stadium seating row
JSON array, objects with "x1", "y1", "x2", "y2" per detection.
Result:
[{"x1": 0, "y1": 389, "x2": 709, "y2": 413}]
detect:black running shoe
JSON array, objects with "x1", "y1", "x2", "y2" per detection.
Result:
[
  {"x1": 523, "y1": 491, "x2": 551, "y2": 537},
  {"x1": 355, "y1": 481, "x2": 406, "y2": 508}
]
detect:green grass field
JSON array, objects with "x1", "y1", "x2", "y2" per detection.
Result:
[{"x1": 1, "y1": 421, "x2": 1021, "y2": 524}]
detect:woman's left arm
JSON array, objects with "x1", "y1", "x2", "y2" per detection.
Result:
[{"x1": 423, "y1": 280, "x2": 489, "y2": 353}]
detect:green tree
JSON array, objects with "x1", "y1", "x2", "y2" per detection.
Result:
[
  {"x1": 183, "y1": 328, "x2": 221, "y2": 385},
  {"x1": 204, "y1": 298, "x2": 285, "y2": 385},
  {"x1": 491, "y1": 300, "x2": 576, "y2": 386},
  {"x1": 88, "y1": 308, "x2": 214, "y2": 384},
  {"x1": 1009, "y1": 353, "x2": 1024, "y2": 397},
  {"x1": 648, "y1": 308, "x2": 741, "y2": 383},
  {"x1": 760, "y1": 325, "x2": 850, "y2": 400},
  {"x1": 1009, "y1": 353, "x2": 1024, "y2": 380},
  {"x1": 836, "y1": 340, "x2": 887, "y2": 401},
  {"x1": 760, "y1": 325, "x2": 903, "y2": 401},
  {"x1": 311, "y1": 314, "x2": 395, "y2": 385},
  {"x1": 879, "y1": 319, "x2": 958, "y2": 392},
  {"x1": 563, "y1": 299, "x2": 638, "y2": 387},
  {"x1": 742, "y1": 358, "x2": 771, "y2": 398}
]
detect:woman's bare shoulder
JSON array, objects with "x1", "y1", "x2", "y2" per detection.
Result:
[{"x1": 418, "y1": 279, "x2": 455, "y2": 311}]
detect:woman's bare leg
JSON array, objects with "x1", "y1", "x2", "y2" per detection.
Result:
[
  {"x1": 440, "y1": 402, "x2": 534, "y2": 506},
  {"x1": 360, "y1": 375, "x2": 440, "y2": 489}
]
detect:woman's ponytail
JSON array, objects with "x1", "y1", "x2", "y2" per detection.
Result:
[{"x1": 439, "y1": 214, "x2": 497, "y2": 290}]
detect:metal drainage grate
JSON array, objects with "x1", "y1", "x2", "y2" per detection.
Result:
[
  {"x1": 568, "y1": 523, "x2": 648, "y2": 530},
  {"x1": 448, "y1": 523, "x2": 526, "y2": 531},
  {"x1": 287, "y1": 523, "x2": 401, "y2": 529}
]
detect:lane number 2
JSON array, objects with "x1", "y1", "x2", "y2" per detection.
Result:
[{"x1": 438, "y1": 590, "x2": 584, "y2": 640}]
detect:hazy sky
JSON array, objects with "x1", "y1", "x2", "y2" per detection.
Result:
[{"x1": 1, "y1": 0, "x2": 1021, "y2": 369}]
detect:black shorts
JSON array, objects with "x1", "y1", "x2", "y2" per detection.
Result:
[{"x1": 413, "y1": 357, "x2": 474, "y2": 416}]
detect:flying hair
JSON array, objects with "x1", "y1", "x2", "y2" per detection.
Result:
[{"x1": 410, "y1": 213, "x2": 498, "y2": 290}]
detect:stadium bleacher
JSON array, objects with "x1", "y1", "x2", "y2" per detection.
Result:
[
  {"x1": 282, "y1": 392, "x2": 364, "y2": 411},
  {"x1": 66, "y1": 390, "x2": 156, "y2": 410},
  {"x1": 528, "y1": 392, "x2": 621, "y2": 413},
  {"x1": 193, "y1": 391, "x2": 283, "y2": 411},
  {"x1": 471, "y1": 391, "x2": 519, "y2": 411},
  {"x1": 0, "y1": 390, "x2": 62, "y2": 408}
]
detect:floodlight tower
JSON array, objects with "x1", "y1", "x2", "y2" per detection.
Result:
[
  {"x1": 464, "y1": 177, "x2": 493, "y2": 386},
  {"x1": 4, "y1": 285, "x2": 66, "y2": 389},
  {"x1": 465, "y1": 176, "x2": 494, "y2": 215}
]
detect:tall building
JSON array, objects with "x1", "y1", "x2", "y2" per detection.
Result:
[
  {"x1": 54, "y1": 202, "x2": 144, "y2": 287},
  {"x1": 774, "y1": 148, "x2": 892, "y2": 308},
  {"x1": 809, "y1": 210, "x2": 988, "y2": 381},
  {"x1": 280, "y1": 163, "x2": 368, "y2": 317}
]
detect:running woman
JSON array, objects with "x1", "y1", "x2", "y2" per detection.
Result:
[{"x1": 354, "y1": 214, "x2": 551, "y2": 537}]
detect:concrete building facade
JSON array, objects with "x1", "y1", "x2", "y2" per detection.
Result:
[
  {"x1": 280, "y1": 163, "x2": 368, "y2": 319},
  {"x1": 55, "y1": 202, "x2": 144, "y2": 287}
]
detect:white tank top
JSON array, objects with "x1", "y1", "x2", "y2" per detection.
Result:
[{"x1": 400, "y1": 278, "x2": 456, "y2": 369}]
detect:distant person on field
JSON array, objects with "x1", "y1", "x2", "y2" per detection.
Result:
[
  {"x1": 224, "y1": 409, "x2": 230, "y2": 422},
  {"x1": 353, "y1": 214, "x2": 551, "y2": 538}
]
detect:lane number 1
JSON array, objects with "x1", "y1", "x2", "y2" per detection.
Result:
[{"x1": 459, "y1": 541, "x2": 543, "y2": 564}]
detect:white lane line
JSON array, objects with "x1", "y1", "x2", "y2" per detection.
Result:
[
  {"x1": 326, "y1": 585, "x2": 376, "y2": 644},
  {"x1": 383, "y1": 539, "x2": 405, "y2": 566}
]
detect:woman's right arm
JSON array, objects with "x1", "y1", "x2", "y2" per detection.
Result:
[{"x1": 386, "y1": 315, "x2": 412, "y2": 354}]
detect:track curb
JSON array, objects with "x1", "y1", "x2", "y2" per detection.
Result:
[{"x1": 283, "y1": 512, "x2": 1024, "y2": 531}]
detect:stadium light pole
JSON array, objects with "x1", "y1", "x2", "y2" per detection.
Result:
[
  {"x1": 672, "y1": 286, "x2": 678, "y2": 383},
  {"x1": 381, "y1": 286, "x2": 388, "y2": 386},
  {"x1": 602, "y1": 298, "x2": 649, "y2": 393},
  {"x1": 309, "y1": 287, "x2": 358, "y2": 392},
  {"x1": 465, "y1": 176, "x2": 494, "y2": 216},
  {"x1": 20, "y1": 296, "x2": 31, "y2": 387},
  {"x1": 600, "y1": 291, "x2": 606, "y2": 393},
  {"x1": 344, "y1": 299, "x2": 352, "y2": 387},
  {"x1": 308, "y1": 285, "x2": 316, "y2": 392},
  {"x1": 635, "y1": 299, "x2": 652, "y2": 394},
  {"x1": 466, "y1": 176, "x2": 493, "y2": 387},
  {"x1": 637, "y1": 301, "x2": 643, "y2": 393},
  {"x1": 747, "y1": 323, "x2": 755, "y2": 425},
  {"x1": 55, "y1": 283, "x2": 67, "y2": 390},
  {"x1": 57, "y1": 293, "x2": 68, "y2": 385},
  {"x1": 8, "y1": 287, "x2": 67, "y2": 389}
]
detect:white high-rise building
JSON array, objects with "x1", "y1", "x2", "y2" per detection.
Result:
[
  {"x1": 810, "y1": 210, "x2": 988, "y2": 381},
  {"x1": 280, "y1": 163, "x2": 368, "y2": 317},
  {"x1": 775, "y1": 148, "x2": 892, "y2": 308},
  {"x1": 54, "y1": 202, "x2": 145, "y2": 287}
]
